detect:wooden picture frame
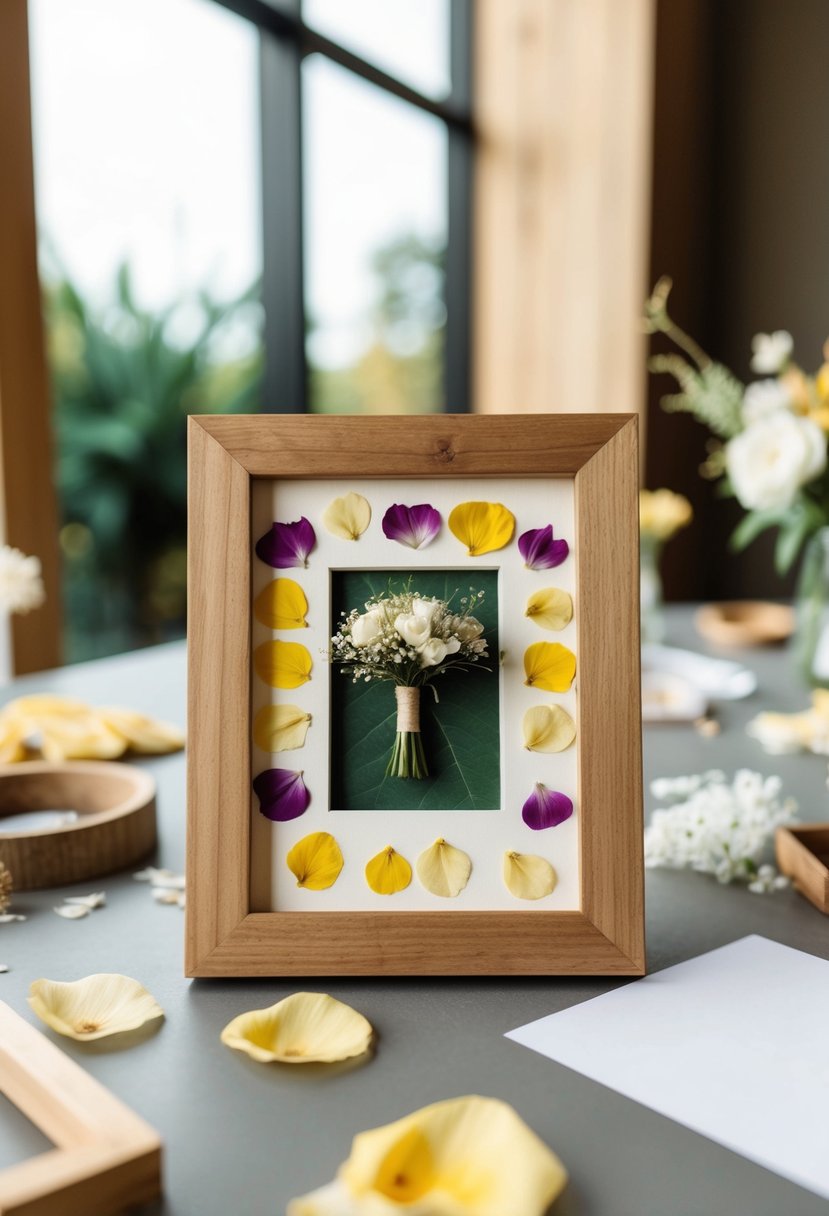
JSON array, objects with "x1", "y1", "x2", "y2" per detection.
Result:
[
  {"x1": 0, "y1": 1001, "x2": 161, "y2": 1216},
  {"x1": 186, "y1": 413, "x2": 644, "y2": 977}
]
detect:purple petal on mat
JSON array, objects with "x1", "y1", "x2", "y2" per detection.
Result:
[
  {"x1": 518, "y1": 525, "x2": 569, "y2": 570},
  {"x1": 253, "y1": 768, "x2": 311, "y2": 822},
  {"x1": 521, "y1": 783, "x2": 573, "y2": 830},
  {"x1": 381, "y1": 503, "x2": 442, "y2": 550},
  {"x1": 255, "y1": 517, "x2": 316, "y2": 568}
]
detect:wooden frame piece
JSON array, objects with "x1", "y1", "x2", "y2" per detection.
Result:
[
  {"x1": 186, "y1": 413, "x2": 644, "y2": 977},
  {"x1": 0, "y1": 1001, "x2": 161, "y2": 1216}
]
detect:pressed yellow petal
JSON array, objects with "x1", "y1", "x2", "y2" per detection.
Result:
[
  {"x1": 254, "y1": 640, "x2": 313, "y2": 689},
  {"x1": 448, "y1": 501, "x2": 515, "y2": 556},
  {"x1": 322, "y1": 492, "x2": 372, "y2": 541},
  {"x1": 365, "y1": 846, "x2": 412, "y2": 896},
  {"x1": 221, "y1": 991, "x2": 373, "y2": 1064},
  {"x1": 253, "y1": 704, "x2": 312, "y2": 752},
  {"x1": 523, "y1": 641, "x2": 576, "y2": 693},
  {"x1": 415, "y1": 838, "x2": 472, "y2": 898},
  {"x1": 522, "y1": 704, "x2": 576, "y2": 753},
  {"x1": 525, "y1": 587, "x2": 573, "y2": 632},
  {"x1": 254, "y1": 578, "x2": 308, "y2": 629},
  {"x1": 97, "y1": 708, "x2": 185, "y2": 754},
  {"x1": 28, "y1": 973, "x2": 164, "y2": 1041},
  {"x1": 286, "y1": 831, "x2": 343, "y2": 890},
  {"x1": 34, "y1": 712, "x2": 127, "y2": 761},
  {"x1": 503, "y1": 851, "x2": 557, "y2": 900}
]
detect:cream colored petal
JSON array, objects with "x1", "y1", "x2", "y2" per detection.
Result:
[
  {"x1": 221, "y1": 992, "x2": 373, "y2": 1064},
  {"x1": 34, "y1": 711, "x2": 127, "y2": 761},
  {"x1": 133, "y1": 867, "x2": 185, "y2": 890},
  {"x1": 64, "y1": 892, "x2": 106, "y2": 909},
  {"x1": 152, "y1": 888, "x2": 185, "y2": 907},
  {"x1": 525, "y1": 587, "x2": 573, "y2": 632},
  {"x1": 4, "y1": 695, "x2": 91, "y2": 717},
  {"x1": 53, "y1": 905, "x2": 89, "y2": 920},
  {"x1": 253, "y1": 704, "x2": 312, "y2": 752},
  {"x1": 28, "y1": 973, "x2": 164, "y2": 1041},
  {"x1": 322, "y1": 492, "x2": 372, "y2": 541},
  {"x1": 503, "y1": 851, "x2": 557, "y2": 900},
  {"x1": 0, "y1": 715, "x2": 27, "y2": 763},
  {"x1": 415, "y1": 838, "x2": 472, "y2": 898},
  {"x1": 254, "y1": 578, "x2": 309, "y2": 630},
  {"x1": 97, "y1": 708, "x2": 185, "y2": 754},
  {"x1": 0, "y1": 964, "x2": 8, "y2": 973},
  {"x1": 522, "y1": 705, "x2": 576, "y2": 753}
]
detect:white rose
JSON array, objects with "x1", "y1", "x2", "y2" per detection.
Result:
[
  {"x1": 750, "y1": 330, "x2": 793, "y2": 374},
  {"x1": 395, "y1": 613, "x2": 432, "y2": 648},
  {"x1": 725, "y1": 411, "x2": 826, "y2": 511},
  {"x1": 418, "y1": 638, "x2": 447, "y2": 667},
  {"x1": 742, "y1": 379, "x2": 792, "y2": 424},
  {"x1": 411, "y1": 597, "x2": 439, "y2": 626},
  {"x1": 351, "y1": 607, "x2": 383, "y2": 647},
  {"x1": 444, "y1": 637, "x2": 461, "y2": 655},
  {"x1": 452, "y1": 616, "x2": 484, "y2": 642}
]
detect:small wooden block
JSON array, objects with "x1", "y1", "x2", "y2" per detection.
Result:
[{"x1": 775, "y1": 825, "x2": 829, "y2": 914}]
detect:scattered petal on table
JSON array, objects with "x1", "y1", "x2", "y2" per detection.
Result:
[
  {"x1": 381, "y1": 503, "x2": 441, "y2": 550},
  {"x1": 253, "y1": 578, "x2": 309, "y2": 630},
  {"x1": 133, "y1": 867, "x2": 185, "y2": 890},
  {"x1": 448, "y1": 501, "x2": 515, "y2": 556},
  {"x1": 365, "y1": 846, "x2": 412, "y2": 895},
  {"x1": 0, "y1": 914, "x2": 26, "y2": 923},
  {"x1": 322, "y1": 492, "x2": 372, "y2": 541},
  {"x1": 53, "y1": 905, "x2": 90, "y2": 920},
  {"x1": 153, "y1": 888, "x2": 185, "y2": 908},
  {"x1": 221, "y1": 992, "x2": 373, "y2": 1064},
  {"x1": 503, "y1": 851, "x2": 557, "y2": 900},
  {"x1": 518, "y1": 525, "x2": 569, "y2": 570},
  {"x1": 0, "y1": 964, "x2": 8, "y2": 973},
  {"x1": 521, "y1": 784, "x2": 574, "y2": 830},
  {"x1": 286, "y1": 832, "x2": 344, "y2": 891},
  {"x1": 97, "y1": 708, "x2": 185, "y2": 754},
  {"x1": 254, "y1": 640, "x2": 313, "y2": 689},
  {"x1": 415, "y1": 838, "x2": 472, "y2": 898},
  {"x1": 255, "y1": 518, "x2": 316, "y2": 569},
  {"x1": 525, "y1": 587, "x2": 573, "y2": 631},
  {"x1": 29, "y1": 974, "x2": 164, "y2": 1041},
  {"x1": 522, "y1": 704, "x2": 576, "y2": 753},
  {"x1": 253, "y1": 704, "x2": 312, "y2": 753},
  {"x1": 64, "y1": 892, "x2": 106, "y2": 909},
  {"x1": 523, "y1": 641, "x2": 576, "y2": 693},
  {"x1": 253, "y1": 768, "x2": 311, "y2": 822}
]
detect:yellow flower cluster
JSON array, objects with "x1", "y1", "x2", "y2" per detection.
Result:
[{"x1": 639, "y1": 488, "x2": 693, "y2": 542}]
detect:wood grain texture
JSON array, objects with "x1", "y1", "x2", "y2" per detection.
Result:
[
  {"x1": 775, "y1": 826, "x2": 829, "y2": 915},
  {"x1": 0, "y1": 1000, "x2": 161, "y2": 1216}
]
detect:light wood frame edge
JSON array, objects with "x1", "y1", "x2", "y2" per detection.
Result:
[{"x1": 186, "y1": 413, "x2": 644, "y2": 977}]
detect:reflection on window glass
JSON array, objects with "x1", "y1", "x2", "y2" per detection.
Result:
[
  {"x1": 303, "y1": 0, "x2": 451, "y2": 100},
  {"x1": 29, "y1": 0, "x2": 263, "y2": 662},
  {"x1": 303, "y1": 56, "x2": 447, "y2": 415}
]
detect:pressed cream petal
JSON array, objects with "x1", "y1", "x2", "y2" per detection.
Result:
[
  {"x1": 286, "y1": 832, "x2": 344, "y2": 890},
  {"x1": 28, "y1": 974, "x2": 164, "y2": 1041},
  {"x1": 521, "y1": 704, "x2": 576, "y2": 753},
  {"x1": 415, "y1": 838, "x2": 472, "y2": 898},
  {"x1": 254, "y1": 640, "x2": 313, "y2": 689},
  {"x1": 525, "y1": 587, "x2": 573, "y2": 632},
  {"x1": 447, "y1": 502, "x2": 515, "y2": 556},
  {"x1": 322, "y1": 492, "x2": 372, "y2": 541},
  {"x1": 365, "y1": 846, "x2": 412, "y2": 895},
  {"x1": 253, "y1": 578, "x2": 309, "y2": 630},
  {"x1": 221, "y1": 991, "x2": 373, "y2": 1064},
  {"x1": 503, "y1": 851, "x2": 557, "y2": 900},
  {"x1": 523, "y1": 641, "x2": 576, "y2": 693},
  {"x1": 253, "y1": 704, "x2": 312, "y2": 752}
]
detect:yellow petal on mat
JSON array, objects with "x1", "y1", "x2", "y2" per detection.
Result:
[
  {"x1": 522, "y1": 704, "x2": 576, "y2": 753},
  {"x1": 447, "y1": 501, "x2": 515, "y2": 556},
  {"x1": 523, "y1": 641, "x2": 576, "y2": 693},
  {"x1": 322, "y1": 492, "x2": 372, "y2": 541},
  {"x1": 28, "y1": 973, "x2": 164, "y2": 1041},
  {"x1": 365, "y1": 846, "x2": 412, "y2": 896},
  {"x1": 503, "y1": 851, "x2": 557, "y2": 900},
  {"x1": 525, "y1": 587, "x2": 573, "y2": 632},
  {"x1": 253, "y1": 578, "x2": 309, "y2": 630},
  {"x1": 254, "y1": 640, "x2": 313, "y2": 689},
  {"x1": 415, "y1": 838, "x2": 472, "y2": 898},
  {"x1": 98, "y1": 708, "x2": 185, "y2": 754},
  {"x1": 221, "y1": 991, "x2": 373, "y2": 1064},
  {"x1": 286, "y1": 832, "x2": 344, "y2": 890},
  {"x1": 253, "y1": 704, "x2": 312, "y2": 753},
  {"x1": 287, "y1": 1094, "x2": 567, "y2": 1216}
]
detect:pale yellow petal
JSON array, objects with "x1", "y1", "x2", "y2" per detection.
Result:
[
  {"x1": 254, "y1": 640, "x2": 313, "y2": 689},
  {"x1": 415, "y1": 838, "x2": 472, "y2": 898},
  {"x1": 322, "y1": 492, "x2": 372, "y2": 541},
  {"x1": 365, "y1": 846, "x2": 412, "y2": 895},
  {"x1": 28, "y1": 973, "x2": 164, "y2": 1041},
  {"x1": 503, "y1": 851, "x2": 557, "y2": 900},
  {"x1": 523, "y1": 641, "x2": 576, "y2": 693},
  {"x1": 525, "y1": 587, "x2": 573, "y2": 632},
  {"x1": 97, "y1": 708, "x2": 185, "y2": 754},
  {"x1": 448, "y1": 502, "x2": 515, "y2": 556},
  {"x1": 522, "y1": 704, "x2": 576, "y2": 753},
  {"x1": 0, "y1": 715, "x2": 27, "y2": 763},
  {"x1": 253, "y1": 704, "x2": 312, "y2": 752},
  {"x1": 53, "y1": 905, "x2": 89, "y2": 919},
  {"x1": 286, "y1": 832, "x2": 343, "y2": 890},
  {"x1": 34, "y1": 712, "x2": 127, "y2": 761},
  {"x1": 254, "y1": 578, "x2": 308, "y2": 630},
  {"x1": 221, "y1": 991, "x2": 373, "y2": 1064},
  {"x1": 4, "y1": 695, "x2": 90, "y2": 718}
]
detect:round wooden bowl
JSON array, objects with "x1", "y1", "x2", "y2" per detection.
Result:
[
  {"x1": 694, "y1": 601, "x2": 795, "y2": 648},
  {"x1": 0, "y1": 761, "x2": 156, "y2": 890}
]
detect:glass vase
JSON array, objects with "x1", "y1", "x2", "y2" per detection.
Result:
[
  {"x1": 794, "y1": 526, "x2": 829, "y2": 687},
  {"x1": 640, "y1": 536, "x2": 666, "y2": 645}
]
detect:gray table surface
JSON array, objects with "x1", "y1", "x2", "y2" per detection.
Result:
[{"x1": 1, "y1": 606, "x2": 828, "y2": 1216}]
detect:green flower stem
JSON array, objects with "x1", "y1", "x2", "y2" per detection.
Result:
[{"x1": 386, "y1": 731, "x2": 429, "y2": 779}]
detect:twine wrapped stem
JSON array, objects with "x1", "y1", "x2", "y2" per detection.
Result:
[
  {"x1": 387, "y1": 685, "x2": 428, "y2": 779},
  {"x1": 395, "y1": 685, "x2": 421, "y2": 733}
]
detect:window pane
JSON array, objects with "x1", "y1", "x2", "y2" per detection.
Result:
[
  {"x1": 303, "y1": 56, "x2": 447, "y2": 414},
  {"x1": 303, "y1": 0, "x2": 451, "y2": 100}
]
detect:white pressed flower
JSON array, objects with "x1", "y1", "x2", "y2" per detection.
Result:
[
  {"x1": 750, "y1": 330, "x2": 793, "y2": 374},
  {"x1": 0, "y1": 546, "x2": 45, "y2": 615},
  {"x1": 418, "y1": 638, "x2": 448, "y2": 668},
  {"x1": 742, "y1": 378, "x2": 793, "y2": 424},
  {"x1": 725, "y1": 411, "x2": 826, "y2": 511},
  {"x1": 350, "y1": 608, "x2": 384, "y2": 648}
]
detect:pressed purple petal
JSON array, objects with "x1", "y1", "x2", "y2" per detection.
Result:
[
  {"x1": 518, "y1": 525, "x2": 569, "y2": 570},
  {"x1": 253, "y1": 768, "x2": 311, "y2": 822},
  {"x1": 522, "y1": 783, "x2": 573, "y2": 830},
  {"x1": 255, "y1": 517, "x2": 316, "y2": 568},
  {"x1": 382, "y1": 503, "x2": 442, "y2": 550}
]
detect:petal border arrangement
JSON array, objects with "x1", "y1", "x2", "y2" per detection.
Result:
[
  {"x1": 253, "y1": 768, "x2": 311, "y2": 822},
  {"x1": 381, "y1": 503, "x2": 442, "y2": 550},
  {"x1": 447, "y1": 501, "x2": 515, "y2": 556},
  {"x1": 255, "y1": 517, "x2": 316, "y2": 569},
  {"x1": 518, "y1": 525, "x2": 569, "y2": 570},
  {"x1": 286, "y1": 832, "x2": 344, "y2": 891}
]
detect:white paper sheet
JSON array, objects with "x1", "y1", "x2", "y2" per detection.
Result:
[{"x1": 507, "y1": 936, "x2": 829, "y2": 1200}]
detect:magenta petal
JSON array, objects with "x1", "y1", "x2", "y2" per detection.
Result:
[
  {"x1": 518, "y1": 525, "x2": 569, "y2": 570},
  {"x1": 255, "y1": 517, "x2": 316, "y2": 568},
  {"x1": 382, "y1": 503, "x2": 442, "y2": 550},
  {"x1": 522, "y1": 783, "x2": 573, "y2": 830},
  {"x1": 253, "y1": 768, "x2": 310, "y2": 822}
]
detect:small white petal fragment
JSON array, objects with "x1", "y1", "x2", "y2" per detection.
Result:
[
  {"x1": 415, "y1": 837, "x2": 472, "y2": 898},
  {"x1": 153, "y1": 888, "x2": 186, "y2": 908},
  {"x1": 503, "y1": 851, "x2": 557, "y2": 900},
  {"x1": 134, "y1": 867, "x2": 185, "y2": 890},
  {"x1": 0, "y1": 914, "x2": 26, "y2": 923},
  {"x1": 54, "y1": 905, "x2": 90, "y2": 920},
  {"x1": 0, "y1": 964, "x2": 8, "y2": 973},
  {"x1": 221, "y1": 991, "x2": 373, "y2": 1064},
  {"x1": 64, "y1": 892, "x2": 106, "y2": 909},
  {"x1": 29, "y1": 973, "x2": 164, "y2": 1041},
  {"x1": 322, "y1": 492, "x2": 372, "y2": 541}
]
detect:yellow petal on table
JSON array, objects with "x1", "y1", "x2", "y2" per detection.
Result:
[
  {"x1": 503, "y1": 851, "x2": 557, "y2": 901},
  {"x1": 287, "y1": 1094, "x2": 567, "y2": 1216},
  {"x1": 523, "y1": 641, "x2": 576, "y2": 693},
  {"x1": 253, "y1": 704, "x2": 312, "y2": 752},
  {"x1": 254, "y1": 578, "x2": 308, "y2": 630},
  {"x1": 98, "y1": 708, "x2": 185, "y2": 754},
  {"x1": 28, "y1": 973, "x2": 164, "y2": 1041},
  {"x1": 365, "y1": 846, "x2": 412, "y2": 896},
  {"x1": 286, "y1": 832, "x2": 343, "y2": 890},
  {"x1": 415, "y1": 838, "x2": 472, "y2": 898},
  {"x1": 221, "y1": 991, "x2": 373, "y2": 1064},
  {"x1": 322, "y1": 492, "x2": 372, "y2": 541},
  {"x1": 525, "y1": 587, "x2": 573, "y2": 632},
  {"x1": 35, "y1": 712, "x2": 127, "y2": 761},
  {"x1": 254, "y1": 640, "x2": 312, "y2": 689},
  {"x1": 0, "y1": 715, "x2": 27, "y2": 763},
  {"x1": 3, "y1": 695, "x2": 90, "y2": 718},
  {"x1": 447, "y1": 501, "x2": 515, "y2": 556},
  {"x1": 522, "y1": 704, "x2": 576, "y2": 753}
]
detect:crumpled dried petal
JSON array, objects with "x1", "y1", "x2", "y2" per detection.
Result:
[
  {"x1": 97, "y1": 708, "x2": 185, "y2": 754},
  {"x1": 254, "y1": 578, "x2": 309, "y2": 630},
  {"x1": 253, "y1": 704, "x2": 312, "y2": 752},
  {"x1": 287, "y1": 1094, "x2": 567, "y2": 1216},
  {"x1": 254, "y1": 640, "x2": 312, "y2": 689},
  {"x1": 221, "y1": 991, "x2": 373, "y2": 1064},
  {"x1": 64, "y1": 892, "x2": 106, "y2": 909},
  {"x1": 0, "y1": 695, "x2": 183, "y2": 761},
  {"x1": 448, "y1": 502, "x2": 515, "y2": 556},
  {"x1": 525, "y1": 587, "x2": 573, "y2": 632},
  {"x1": 415, "y1": 838, "x2": 472, "y2": 898},
  {"x1": 518, "y1": 525, "x2": 569, "y2": 570},
  {"x1": 381, "y1": 503, "x2": 441, "y2": 550},
  {"x1": 365, "y1": 846, "x2": 412, "y2": 895},
  {"x1": 29, "y1": 710, "x2": 126, "y2": 762},
  {"x1": 28, "y1": 973, "x2": 164, "y2": 1041},
  {"x1": 521, "y1": 784, "x2": 573, "y2": 830},
  {"x1": 323, "y1": 492, "x2": 372, "y2": 541},
  {"x1": 255, "y1": 517, "x2": 316, "y2": 569},
  {"x1": 523, "y1": 642, "x2": 576, "y2": 693},
  {"x1": 503, "y1": 851, "x2": 557, "y2": 900},
  {"x1": 53, "y1": 904, "x2": 89, "y2": 920},
  {"x1": 522, "y1": 705, "x2": 576, "y2": 753},
  {"x1": 287, "y1": 832, "x2": 344, "y2": 890},
  {"x1": 253, "y1": 768, "x2": 311, "y2": 822}
]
